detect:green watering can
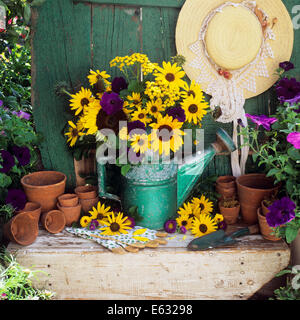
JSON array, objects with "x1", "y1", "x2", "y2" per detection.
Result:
[{"x1": 97, "y1": 128, "x2": 236, "y2": 230}]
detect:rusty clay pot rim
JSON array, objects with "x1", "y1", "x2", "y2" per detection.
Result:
[
  {"x1": 236, "y1": 173, "x2": 281, "y2": 192},
  {"x1": 57, "y1": 202, "x2": 82, "y2": 210},
  {"x1": 15, "y1": 201, "x2": 41, "y2": 214},
  {"x1": 21, "y1": 171, "x2": 67, "y2": 189}
]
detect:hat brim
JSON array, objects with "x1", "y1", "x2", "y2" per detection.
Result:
[{"x1": 175, "y1": 0, "x2": 294, "y2": 99}]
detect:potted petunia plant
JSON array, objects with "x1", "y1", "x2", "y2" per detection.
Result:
[{"x1": 239, "y1": 61, "x2": 300, "y2": 244}]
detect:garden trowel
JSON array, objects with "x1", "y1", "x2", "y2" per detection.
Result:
[{"x1": 187, "y1": 225, "x2": 259, "y2": 251}]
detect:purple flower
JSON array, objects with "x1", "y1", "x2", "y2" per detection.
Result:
[
  {"x1": 166, "y1": 106, "x2": 186, "y2": 122},
  {"x1": 164, "y1": 219, "x2": 177, "y2": 233},
  {"x1": 125, "y1": 216, "x2": 135, "y2": 228},
  {"x1": 0, "y1": 150, "x2": 15, "y2": 173},
  {"x1": 266, "y1": 197, "x2": 296, "y2": 227},
  {"x1": 89, "y1": 219, "x2": 99, "y2": 231},
  {"x1": 276, "y1": 77, "x2": 300, "y2": 106},
  {"x1": 180, "y1": 225, "x2": 187, "y2": 234},
  {"x1": 245, "y1": 114, "x2": 278, "y2": 131},
  {"x1": 111, "y1": 77, "x2": 128, "y2": 94},
  {"x1": 0, "y1": 100, "x2": 3, "y2": 107},
  {"x1": 11, "y1": 110, "x2": 31, "y2": 120},
  {"x1": 100, "y1": 92, "x2": 124, "y2": 115},
  {"x1": 11, "y1": 146, "x2": 31, "y2": 166},
  {"x1": 217, "y1": 220, "x2": 227, "y2": 231},
  {"x1": 5, "y1": 189, "x2": 27, "y2": 211},
  {"x1": 237, "y1": 118, "x2": 245, "y2": 128},
  {"x1": 127, "y1": 120, "x2": 146, "y2": 136},
  {"x1": 279, "y1": 61, "x2": 294, "y2": 72},
  {"x1": 287, "y1": 132, "x2": 300, "y2": 149}
]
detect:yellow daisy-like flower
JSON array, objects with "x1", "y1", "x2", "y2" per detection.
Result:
[
  {"x1": 80, "y1": 215, "x2": 92, "y2": 228},
  {"x1": 87, "y1": 69, "x2": 110, "y2": 86},
  {"x1": 214, "y1": 213, "x2": 224, "y2": 224},
  {"x1": 127, "y1": 92, "x2": 143, "y2": 109},
  {"x1": 70, "y1": 87, "x2": 94, "y2": 116},
  {"x1": 181, "y1": 95, "x2": 209, "y2": 125},
  {"x1": 82, "y1": 103, "x2": 101, "y2": 135},
  {"x1": 176, "y1": 214, "x2": 193, "y2": 230},
  {"x1": 100, "y1": 212, "x2": 132, "y2": 236},
  {"x1": 181, "y1": 80, "x2": 204, "y2": 100},
  {"x1": 89, "y1": 201, "x2": 113, "y2": 225},
  {"x1": 146, "y1": 98, "x2": 165, "y2": 118},
  {"x1": 129, "y1": 133, "x2": 149, "y2": 154},
  {"x1": 155, "y1": 61, "x2": 186, "y2": 88},
  {"x1": 191, "y1": 214, "x2": 218, "y2": 238},
  {"x1": 131, "y1": 106, "x2": 151, "y2": 125},
  {"x1": 150, "y1": 114, "x2": 184, "y2": 156},
  {"x1": 64, "y1": 121, "x2": 84, "y2": 147},
  {"x1": 177, "y1": 202, "x2": 195, "y2": 220},
  {"x1": 191, "y1": 195, "x2": 214, "y2": 216}
]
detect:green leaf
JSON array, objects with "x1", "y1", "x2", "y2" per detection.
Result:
[
  {"x1": 284, "y1": 166, "x2": 297, "y2": 175},
  {"x1": 0, "y1": 173, "x2": 12, "y2": 188},
  {"x1": 285, "y1": 226, "x2": 299, "y2": 244},
  {"x1": 23, "y1": 4, "x2": 31, "y2": 25},
  {"x1": 266, "y1": 168, "x2": 279, "y2": 177},
  {"x1": 288, "y1": 147, "x2": 300, "y2": 161},
  {"x1": 30, "y1": 0, "x2": 47, "y2": 6},
  {"x1": 121, "y1": 164, "x2": 131, "y2": 176}
]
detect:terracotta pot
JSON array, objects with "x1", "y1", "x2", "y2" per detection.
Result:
[
  {"x1": 257, "y1": 208, "x2": 281, "y2": 241},
  {"x1": 75, "y1": 185, "x2": 98, "y2": 200},
  {"x1": 15, "y1": 202, "x2": 42, "y2": 223},
  {"x1": 291, "y1": 231, "x2": 300, "y2": 266},
  {"x1": 58, "y1": 193, "x2": 78, "y2": 207},
  {"x1": 219, "y1": 202, "x2": 240, "y2": 225},
  {"x1": 21, "y1": 171, "x2": 66, "y2": 213},
  {"x1": 216, "y1": 184, "x2": 237, "y2": 199},
  {"x1": 41, "y1": 210, "x2": 66, "y2": 234},
  {"x1": 80, "y1": 196, "x2": 99, "y2": 214},
  {"x1": 216, "y1": 176, "x2": 236, "y2": 189},
  {"x1": 261, "y1": 200, "x2": 271, "y2": 217},
  {"x1": 236, "y1": 174, "x2": 280, "y2": 225},
  {"x1": 57, "y1": 203, "x2": 82, "y2": 227},
  {"x1": 73, "y1": 149, "x2": 96, "y2": 187},
  {"x1": 3, "y1": 212, "x2": 38, "y2": 246}
]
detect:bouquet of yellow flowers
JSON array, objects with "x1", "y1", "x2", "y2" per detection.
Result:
[{"x1": 62, "y1": 53, "x2": 209, "y2": 171}]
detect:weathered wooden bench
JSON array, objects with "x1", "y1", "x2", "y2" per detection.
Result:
[{"x1": 7, "y1": 223, "x2": 290, "y2": 300}]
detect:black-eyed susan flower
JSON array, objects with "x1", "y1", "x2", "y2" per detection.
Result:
[
  {"x1": 176, "y1": 214, "x2": 193, "y2": 231},
  {"x1": 80, "y1": 215, "x2": 92, "y2": 228},
  {"x1": 100, "y1": 212, "x2": 132, "y2": 236},
  {"x1": 191, "y1": 214, "x2": 217, "y2": 238},
  {"x1": 181, "y1": 80, "x2": 204, "y2": 100},
  {"x1": 89, "y1": 201, "x2": 113, "y2": 225},
  {"x1": 129, "y1": 133, "x2": 150, "y2": 154},
  {"x1": 131, "y1": 106, "x2": 151, "y2": 126},
  {"x1": 177, "y1": 202, "x2": 195, "y2": 220},
  {"x1": 155, "y1": 61, "x2": 186, "y2": 88},
  {"x1": 146, "y1": 98, "x2": 165, "y2": 118},
  {"x1": 65, "y1": 121, "x2": 84, "y2": 147},
  {"x1": 150, "y1": 114, "x2": 184, "y2": 156},
  {"x1": 191, "y1": 195, "x2": 214, "y2": 216},
  {"x1": 87, "y1": 69, "x2": 110, "y2": 87},
  {"x1": 127, "y1": 92, "x2": 143, "y2": 109},
  {"x1": 181, "y1": 95, "x2": 209, "y2": 125},
  {"x1": 70, "y1": 87, "x2": 95, "y2": 116}
]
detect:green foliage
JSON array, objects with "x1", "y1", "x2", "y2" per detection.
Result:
[{"x1": 0, "y1": 250, "x2": 54, "y2": 300}]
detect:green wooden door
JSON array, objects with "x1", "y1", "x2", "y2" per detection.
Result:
[{"x1": 31, "y1": 0, "x2": 300, "y2": 188}]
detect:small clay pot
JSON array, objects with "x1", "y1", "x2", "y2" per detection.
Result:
[
  {"x1": 261, "y1": 200, "x2": 271, "y2": 217},
  {"x1": 216, "y1": 176, "x2": 236, "y2": 189},
  {"x1": 57, "y1": 203, "x2": 82, "y2": 227},
  {"x1": 80, "y1": 196, "x2": 99, "y2": 214},
  {"x1": 216, "y1": 185, "x2": 237, "y2": 199},
  {"x1": 15, "y1": 202, "x2": 42, "y2": 223},
  {"x1": 257, "y1": 208, "x2": 281, "y2": 241},
  {"x1": 219, "y1": 202, "x2": 240, "y2": 225},
  {"x1": 75, "y1": 185, "x2": 98, "y2": 199},
  {"x1": 21, "y1": 171, "x2": 66, "y2": 213},
  {"x1": 58, "y1": 193, "x2": 78, "y2": 207},
  {"x1": 41, "y1": 210, "x2": 66, "y2": 234},
  {"x1": 3, "y1": 212, "x2": 38, "y2": 246}
]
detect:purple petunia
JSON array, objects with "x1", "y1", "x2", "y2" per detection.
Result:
[
  {"x1": 100, "y1": 92, "x2": 124, "y2": 115},
  {"x1": 0, "y1": 150, "x2": 15, "y2": 173},
  {"x1": 11, "y1": 146, "x2": 31, "y2": 166},
  {"x1": 89, "y1": 219, "x2": 99, "y2": 231},
  {"x1": 125, "y1": 216, "x2": 135, "y2": 228},
  {"x1": 246, "y1": 114, "x2": 278, "y2": 131},
  {"x1": 11, "y1": 110, "x2": 31, "y2": 120},
  {"x1": 164, "y1": 219, "x2": 177, "y2": 234},
  {"x1": 5, "y1": 189, "x2": 27, "y2": 211},
  {"x1": 279, "y1": 61, "x2": 294, "y2": 72},
  {"x1": 276, "y1": 77, "x2": 300, "y2": 106},
  {"x1": 111, "y1": 77, "x2": 128, "y2": 94},
  {"x1": 287, "y1": 132, "x2": 300, "y2": 149},
  {"x1": 166, "y1": 106, "x2": 186, "y2": 122},
  {"x1": 180, "y1": 225, "x2": 187, "y2": 234},
  {"x1": 266, "y1": 197, "x2": 296, "y2": 228}
]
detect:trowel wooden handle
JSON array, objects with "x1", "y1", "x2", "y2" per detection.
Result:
[
  {"x1": 248, "y1": 224, "x2": 260, "y2": 235},
  {"x1": 229, "y1": 224, "x2": 259, "y2": 239}
]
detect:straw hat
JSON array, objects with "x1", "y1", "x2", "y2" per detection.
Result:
[{"x1": 176, "y1": 0, "x2": 294, "y2": 99}]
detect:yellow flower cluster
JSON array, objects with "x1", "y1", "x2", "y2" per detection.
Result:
[{"x1": 176, "y1": 195, "x2": 224, "y2": 238}]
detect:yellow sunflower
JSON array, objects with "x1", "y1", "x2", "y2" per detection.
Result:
[
  {"x1": 155, "y1": 61, "x2": 186, "y2": 88},
  {"x1": 89, "y1": 201, "x2": 113, "y2": 225},
  {"x1": 131, "y1": 106, "x2": 151, "y2": 125},
  {"x1": 191, "y1": 214, "x2": 218, "y2": 238},
  {"x1": 87, "y1": 69, "x2": 110, "y2": 86},
  {"x1": 100, "y1": 212, "x2": 132, "y2": 236},
  {"x1": 70, "y1": 87, "x2": 95, "y2": 116},
  {"x1": 191, "y1": 195, "x2": 214, "y2": 216},
  {"x1": 80, "y1": 215, "x2": 92, "y2": 228},
  {"x1": 127, "y1": 92, "x2": 143, "y2": 109},
  {"x1": 146, "y1": 98, "x2": 165, "y2": 118},
  {"x1": 82, "y1": 103, "x2": 101, "y2": 135},
  {"x1": 176, "y1": 214, "x2": 193, "y2": 231},
  {"x1": 64, "y1": 121, "x2": 84, "y2": 147},
  {"x1": 213, "y1": 213, "x2": 224, "y2": 224},
  {"x1": 129, "y1": 133, "x2": 150, "y2": 154},
  {"x1": 177, "y1": 202, "x2": 195, "y2": 220},
  {"x1": 181, "y1": 96, "x2": 209, "y2": 125},
  {"x1": 181, "y1": 80, "x2": 205, "y2": 100},
  {"x1": 150, "y1": 114, "x2": 184, "y2": 156}
]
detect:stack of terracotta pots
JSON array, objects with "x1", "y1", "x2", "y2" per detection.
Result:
[
  {"x1": 75, "y1": 185, "x2": 99, "y2": 214},
  {"x1": 57, "y1": 193, "x2": 81, "y2": 227},
  {"x1": 216, "y1": 176, "x2": 237, "y2": 200}
]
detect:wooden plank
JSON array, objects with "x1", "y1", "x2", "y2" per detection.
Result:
[
  {"x1": 74, "y1": 0, "x2": 185, "y2": 8},
  {"x1": 8, "y1": 225, "x2": 290, "y2": 300}
]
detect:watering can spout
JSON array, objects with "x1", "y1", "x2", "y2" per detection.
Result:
[{"x1": 177, "y1": 128, "x2": 236, "y2": 208}]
